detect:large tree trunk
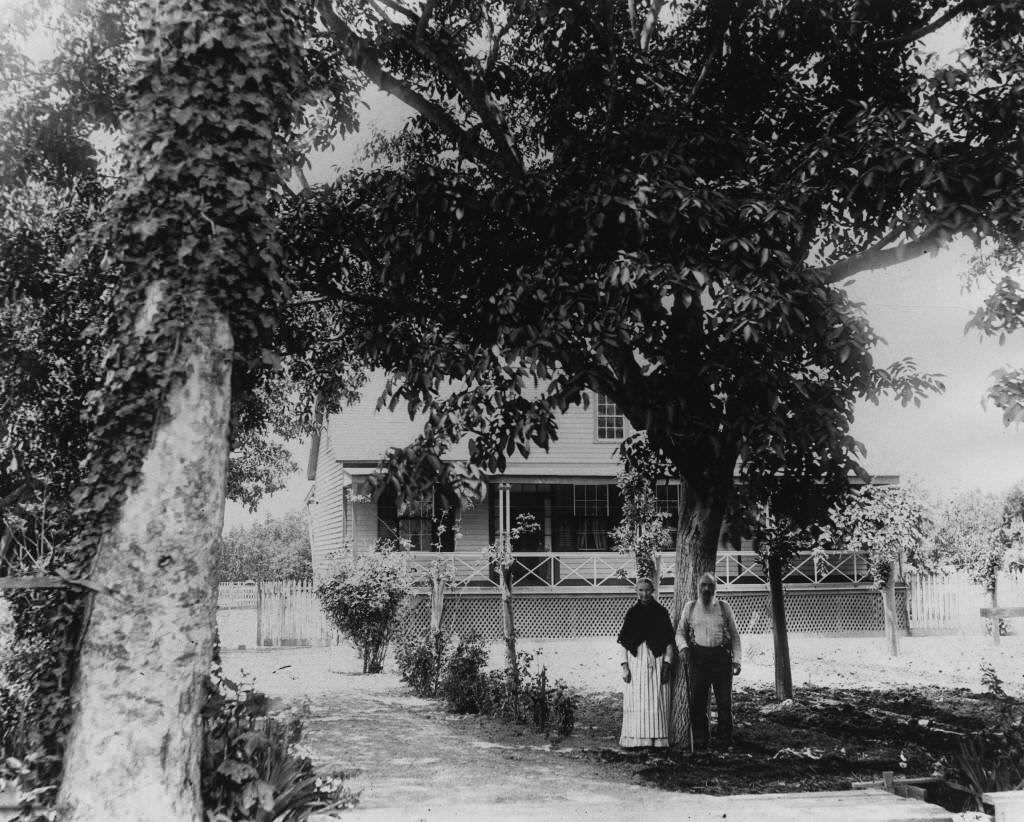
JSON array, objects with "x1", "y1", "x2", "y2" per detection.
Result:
[
  {"x1": 767, "y1": 553, "x2": 793, "y2": 701},
  {"x1": 57, "y1": 288, "x2": 232, "y2": 821},
  {"x1": 668, "y1": 476, "x2": 728, "y2": 748}
]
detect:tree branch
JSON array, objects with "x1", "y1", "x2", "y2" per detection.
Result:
[
  {"x1": 396, "y1": 32, "x2": 523, "y2": 175},
  {"x1": 316, "y1": 0, "x2": 510, "y2": 174},
  {"x1": 640, "y1": 0, "x2": 665, "y2": 52},
  {"x1": 823, "y1": 235, "x2": 947, "y2": 283},
  {"x1": 626, "y1": 0, "x2": 640, "y2": 46},
  {"x1": 416, "y1": 0, "x2": 436, "y2": 39},
  {"x1": 864, "y1": 0, "x2": 988, "y2": 50},
  {"x1": 376, "y1": 0, "x2": 418, "y2": 23}
]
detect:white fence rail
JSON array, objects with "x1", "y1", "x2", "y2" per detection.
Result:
[{"x1": 392, "y1": 549, "x2": 874, "y2": 591}]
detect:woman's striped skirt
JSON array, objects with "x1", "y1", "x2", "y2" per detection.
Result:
[{"x1": 620, "y1": 642, "x2": 671, "y2": 748}]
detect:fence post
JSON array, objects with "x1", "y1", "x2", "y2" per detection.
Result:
[{"x1": 255, "y1": 580, "x2": 263, "y2": 648}]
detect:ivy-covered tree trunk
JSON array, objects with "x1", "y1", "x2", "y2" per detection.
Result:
[
  {"x1": 57, "y1": 289, "x2": 232, "y2": 821},
  {"x1": 668, "y1": 476, "x2": 729, "y2": 748},
  {"x1": 47, "y1": 0, "x2": 307, "y2": 816}
]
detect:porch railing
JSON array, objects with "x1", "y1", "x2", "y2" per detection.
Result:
[{"x1": 390, "y1": 549, "x2": 872, "y2": 591}]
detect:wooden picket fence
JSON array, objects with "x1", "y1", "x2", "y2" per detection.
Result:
[
  {"x1": 216, "y1": 580, "x2": 340, "y2": 648},
  {"x1": 906, "y1": 570, "x2": 1024, "y2": 634}
]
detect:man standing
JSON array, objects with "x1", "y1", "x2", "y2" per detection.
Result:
[{"x1": 677, "y1": 572, "x2": 742, "y2": 749}]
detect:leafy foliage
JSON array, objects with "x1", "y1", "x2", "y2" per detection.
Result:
[
  {"x1": 611, "y1": 434, "x2": 672, "y2": 581},
  {"x1": 431, "y1": 632, "x2": 576, "y2": 736},
  {"x1": 394, "y1": 628, "x2": 453, "y2": 698},
  {"x1": 316, "y1": 542, "x2": 411, "y2": 673},
  {"x1": 930, "y1": 489, "x2": 1015, "y2": 590},
  {"x1": 280, "y1": 0, "x2": 1024, "y2": 611},
  {"x1": 201, "y1": 659, "x2": 358, "y2": 820},
  {"x1": 955, "y1": 664, "x2": 1024, "y2": 809},
  {"x1": 438, "y1": 632, "x2": 492, "y2": 715},
  {"x1": 817, "y1": 485, "x2": 931, "y2": 587},
  {"x1": 217, "y1": 511, "x2": 312, "y2": 583},
  {"x1": 0, "y1": 0, "x2": 344, "y2": 801}
]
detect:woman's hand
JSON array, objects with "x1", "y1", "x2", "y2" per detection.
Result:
[
  {"x1": 621, "y1": 662, "x2": 631, "y2": 683},
  {"x1": 660, "y1": 660, "x2": 673, "y2": 684}
]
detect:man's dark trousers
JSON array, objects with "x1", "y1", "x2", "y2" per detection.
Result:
[{"x1": 688, "y1": 645, "x2": 733, "y2": 747}]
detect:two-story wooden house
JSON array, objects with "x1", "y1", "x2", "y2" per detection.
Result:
[{"x1": 305, "y1": 372, "x2": 904, "y2": 639}]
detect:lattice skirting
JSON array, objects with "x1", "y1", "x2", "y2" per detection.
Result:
[{"x1": 399, "y1": 587, "x2": 909, "y2": 641}]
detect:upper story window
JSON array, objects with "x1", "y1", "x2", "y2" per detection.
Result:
[{"x1": 595, "y1": 394, "x2": 625, "y2": 441}]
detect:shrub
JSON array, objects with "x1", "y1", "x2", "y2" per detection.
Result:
[
  {"x1": 316, "y1": 542, "x2": 411, "y2": 673},
  {"x1": 439, "y1": 633, "x2": 491, "y2": 714},
  {"x1": 955, "y1": 664, "x2": 1024, "y2": 809},
  {"x1": 484, "y1": 652, "x2": 576, "y2": 736},
  {"x1": 201, "y1": 660, "x2": 358, "y2": 820},
  {"x1": 395, "y1": 627, "x2": 453, "y2": 698},
  {"x1": 432, "y1": 637, "x2": 577, "y2": 737}
]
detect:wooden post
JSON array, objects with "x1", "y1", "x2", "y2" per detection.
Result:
[
  {"x1": 767, "y1": 554, "x2": 793, "y2": 701},
  {"x1": 990, "y1": 579, "x2": 1000, "y2": 646},
  {"x1": 255, "y1": 580, "x2": 263, "y2": 648},
  {"x1": 429, "y1": 569, "x2": 445, "y2": 634},
  {"x1": 882, "y1": 567, "x2": 900, "y2": 657}
]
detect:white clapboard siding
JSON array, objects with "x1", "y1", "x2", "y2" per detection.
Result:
[{"x1": 310, "y1": 427, "x2": 350, "y2": 582}]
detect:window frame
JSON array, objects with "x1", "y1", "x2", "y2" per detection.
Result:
[{"x1": 594, "y1": 394, "x2": 626, "y2": 442}]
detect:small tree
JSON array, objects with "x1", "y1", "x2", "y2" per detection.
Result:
[
  {"x1": 750, "y1": 512, "x2": 817, "y2": 702},
  {"x1": 932, "y1": 489, "x2": 1015, "y2": 640},
  {"x1": 819, "y1": 485, "x2": 930, "y2": 656},
  {"x1": 316, "y1": 541, "x2": 411, "y2": 673},
  {"x1": 611, "y1": 434, "x2": 673, "y2": 587}
]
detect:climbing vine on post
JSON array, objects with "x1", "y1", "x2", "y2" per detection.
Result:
[
  {"x1": 488, "y1": 512, "x2": 539, "y2": 691},
  {"x1": 611, "y1": 434, "x2": 673, "y2": 588}
]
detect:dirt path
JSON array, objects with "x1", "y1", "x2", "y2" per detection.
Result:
[
  {"x1": 221, "y1": 646, "x2": 671, "y2": 812},
  {"x1": 220, "y1": 646, "x2": 957, "y2": 822}
]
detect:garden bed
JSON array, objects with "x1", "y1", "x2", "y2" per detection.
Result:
[{"x1": 459, "y1": 682, "x2": 1007, "y2": 813}]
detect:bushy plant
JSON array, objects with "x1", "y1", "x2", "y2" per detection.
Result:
[
  {"x1": 432, "y1": 637, "x2": 577, "y2": 737},
  {"x1": 394, "y1": 627, "x2": 453, "y2": 698},
  {"x1": 201, "y1": 660, "x2": 358, "y2": 820},
  {"x1": 316, "y1": 542, "x2": 411, "y2": 673},
  {"x1": 439, "y1": 633, "x2": 490, "y2": 714},
  {"x1": 485, "y1": 652, "x2": 577, "y2": 736},
  {"x1": 955, "y1": 664, "x2": 1024, "y2": 810}
]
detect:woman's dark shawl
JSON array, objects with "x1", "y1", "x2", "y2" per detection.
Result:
[{"x1": 617, "y1": 600, "x2": 674, "y2": 658}]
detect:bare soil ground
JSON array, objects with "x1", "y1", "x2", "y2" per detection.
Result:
[{"x1": 223, "y1": 631, "x2": 1022, "y2": 815}]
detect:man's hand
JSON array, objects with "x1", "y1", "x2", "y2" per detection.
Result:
[
  {"x1": 622, "y1": 663, "x2": 631, "y2": 684},
  {"x1": 732, "y1": 662, "x2": 741, "y2": 676},
  {"x1": 660, "y1": 661, "x2": 672, "y2": 684}
]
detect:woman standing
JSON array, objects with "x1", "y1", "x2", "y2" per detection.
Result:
[{"x1": 616, "y1": 577, "x2": 675, "y2": 748}]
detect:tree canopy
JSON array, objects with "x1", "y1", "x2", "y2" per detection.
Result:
[{"x1": 284, "y1": 0, "x2": 1024, "y2": 598}]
